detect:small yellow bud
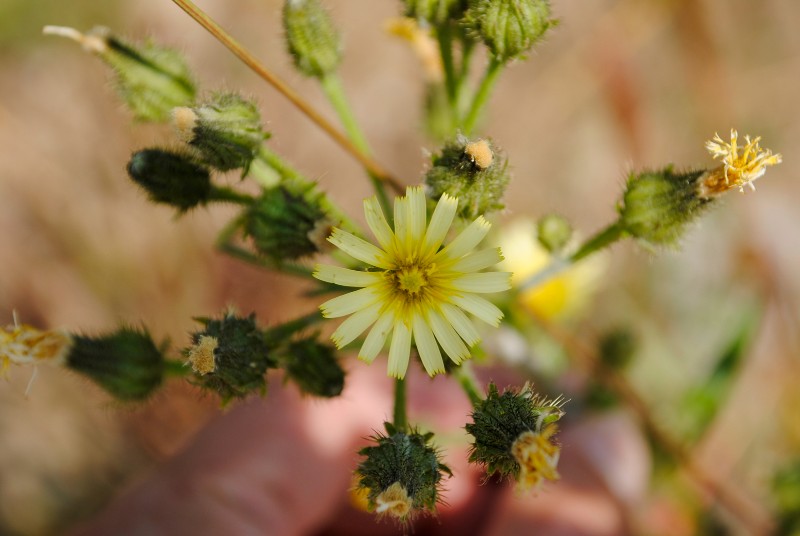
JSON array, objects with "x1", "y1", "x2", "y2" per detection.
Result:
[
  {"x1": 187, "y1": 335, "x2": 218, "y2": 375},
  {"x1": 172, "y1": 106, "x2": 199, "y2": 144},
  {"x1": 464, "y1": 139, "x2": 494, "y2": 170}
]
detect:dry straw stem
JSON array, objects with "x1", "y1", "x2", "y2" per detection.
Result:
[
  {"x1": 529, "y1": 310, "x2": 774, "y2": 536},
  {"x1": 170, "y1": 0, "x2": 404, "y2": 195}
]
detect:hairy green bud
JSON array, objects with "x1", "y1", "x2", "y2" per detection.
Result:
[
  {"x1": 127, "y1": 149, "x2": 212, "y2": 211},
  {"x1": 617, "y1": 167, "x2": 712, "y2": 247},
  {"x1": 244, "y1": 183, "x2": 332, "y2": 261},
  {"x1": 465, "y1": 0, "x2": 555, "y2": 62},
  {"x1": 356, "y1": 423, "x2": 451, "y2": 521},
  {"x1": 599, "y1": 328, "x2": 636, "y2": 370},
  {"x1": 279, "y1": 336, "x2": 344, "y2": 398},
  {"x1": 402, "y1": 0, "x2": 468, "y2": 26},
  {"x1": 67, "y1": 327, "x2": 165, "y2": 401},
  {"x1": 283, "y1": 0, "x2": 342, "y2": 78},
  {"x1": 425, "y1": 137, "x2": 510, "y2": 219},
  {"x1": 44, "y1": 26, "x2": 196, "y2": 121},
  {"x1": 174, "y1": 93, "x2": 268, "y2": 174},
  {"x1": 187, "y1": 313, "x2": 276, "y2": 403},
  {"x1": 466, "y1": 383, "x2": 564, "y2": 490},
  {"x1": 536, "y1": 214, "x2": 572, "y2": 254}
]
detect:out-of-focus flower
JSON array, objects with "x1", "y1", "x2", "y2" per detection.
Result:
[
  {"x1": 498, "y1": 219, "x2": 606, "y2": 320},
  {"x1": 1, "y1": 323, "x2": 72, "y2": 372},
  {"x1": 386, "y1": 17, "x2": 443, "y2": 82}
]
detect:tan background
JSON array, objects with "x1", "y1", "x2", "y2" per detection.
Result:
[{"x1": 0, "y1": 0, "x2": 798, "y2": 534}]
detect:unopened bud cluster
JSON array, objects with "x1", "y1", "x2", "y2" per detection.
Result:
[
  {"x1": 425, "y1": 137, "x2": 510, "y2": 219},
  {"x1": 356, "y1": 423, "x2": 451, "y2": 521},
  {"x1": 402, "y1": 0, "x2": 468, "y2": 26},
  {"x1": 185, "y1": 312, "x2": 344, "y2": 402},
  {"x1": 466, "y1": 383, "x2": 564, "y2": 490}
]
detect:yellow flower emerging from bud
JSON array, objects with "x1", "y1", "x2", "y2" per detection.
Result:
[
  {"x1": 701, "y1": 129, "x2": 782, "y2": 197},
  {"x1": 187, "y1": 335, "x2": 218, "y2": 375},
  {"x1": 374, "y1": 482, "x2": 413, "y2": 519},
  {"x1": 1, "y1": 324, "x2": 73, "y2": 372},
  {"x1": 511, "y1": 423, "x2": 561, "y2": 490}
]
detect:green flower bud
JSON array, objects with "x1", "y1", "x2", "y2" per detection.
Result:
[
  {"x1": 465, "y1": 0, "x2": 555, "y2": 62},
  {"x1": 173, "y1": 93, "x2": 268, "y2": 174},
  {"x1": 283, "y1": 0, "x2": 342, "y2": 78},
  {"x1": 424, "y1": 137, "x2": 510, "y2": 219},
  {"x1": 536, "y1": 213, "x2": 572, "y2": 254},
  {"x1": 599, "y1": 328, "x2": 636, "y2": 370},
  {"x1": 66, "y1": 327, "x2": 165, "y2": 401},
  {"x1": 244, "y1": 183, "x2": 333, "y2": 261},
  {"x1": 127, "y1": 149, "x2": 212, "y2": 211},
  {"x1": 279, "y1": 336, "x2": 345, "y2": 398},
  {"x1": 402, "y1": 0, "x2": 468, "y2": 26},
  {"x1": 356, "y1": 423, "x2": 451, "y2": 521},
  {"x1": 186, "y1": 313, "x2": 276, "y2": 403},
  {"x1": 617, "y1": 167, "x2": 712, "y2": 247},
  {"x1": 466, "y1": 383, "x2": 564, "y2": 490},
  {"x1": 44, "y1": 26, "x2": 196, "y2": 121}
]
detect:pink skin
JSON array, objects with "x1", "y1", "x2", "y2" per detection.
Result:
[{"x1": 69, "y1": 366, "x2": 648, "y2": 536}]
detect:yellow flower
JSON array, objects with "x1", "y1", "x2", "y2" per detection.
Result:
[
  {"x1": 511, "y1": 423, "x2": 561, "y2": 490},
  {"x1": 314, "y1": 186, "x2": 511, "y2": 379},
  {"x1": 701, "y1": 129, "x2": 782, "y2": 196},
  {"x1": 499, "y1": 220, "x2": 606, "y2": 320},
  {"x1": 1, "y1": 323, "x2": 73, "y2": 372},
  {"x1": 386, "y1": 18, "x2": 443, "y2": 82}
]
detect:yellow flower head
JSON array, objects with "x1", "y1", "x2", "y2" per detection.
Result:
[
  {"x1": 701, "y1": 129, "x2": 782, "y2": 196},
  {"x1": 1, "y1": 323, "x2": 73, "y2": 372},
  {"x1": 314, "y1": 186, "x2": 511, "y2": 379},
  {"x1": 511, "y1": 423, "x2": 561, "y2": 490}
]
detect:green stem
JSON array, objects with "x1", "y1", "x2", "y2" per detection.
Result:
[
  {"x1": 256, "y1": 145, "x2": 303, "y2": 182},
  {"x1": 320, "y1": 73, "x2": 394, "y2": 216},
  {"x1": 569, "y1": 221, "x2": 625, "y2": 262},
  {"x1": 454, "y1": 361, "x2": 484, "y2": 407},
  {"x1": 436, "y1": 23, "x2": 457, "y2": 108},
  {"x1": 208, "y1": 186, "x2": 255, "y2": 205},
  {"x1": 164, "y1": 359, "x2": 190, "y2": 377},
  {"x1": 393, "y1": 377, "x2": 407, "y2": 432},
  {"x1": 518, "y1": 221, "x2": 626, "y2": 292},
  {"x1": 462, "y1": 57, "x2": 504, "y2": 135},
  {"x1": 264, "y1": 310, "x2": 324, "y2": 343},
  {"x1": 215, "y1": 216, "x2": 315, "y2": 278},
  {"x1": 454, "y1": 37, "x2": 475, "y2": 120}
]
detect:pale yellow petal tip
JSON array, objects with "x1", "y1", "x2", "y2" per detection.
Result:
[
  {"x1": 374, "y1": 482, "x2": 412, "y2": 519},
  {"x1": 701, "y1": 129, "x2": 782, "y2": 196},
  {"x1": 511, "y1": 424, "x2": 561, "y2": 491},
  {"x1": 1, "y1": 324, "x2": 73, "y2": 366}
]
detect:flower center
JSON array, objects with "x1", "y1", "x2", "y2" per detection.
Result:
[{"x1": 396, "y1": 265, "x2": 428, "y2": 295}]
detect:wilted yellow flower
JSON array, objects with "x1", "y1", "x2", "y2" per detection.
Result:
[
  {"x1": 511, "y1": 423, "x2": 561, "y2": 490},
  {"x1": 1, "y1": 323, "x2": 73, "y2": 372},
  {"x1": 499, "y1": 220, "x2": 606, "y2": 320},
  {"x1": 701, "y1": 129, "x2": 782, "y2": 197},
  {"x1": 314, "y1": 186, "x2": 511, "y2": 379}
]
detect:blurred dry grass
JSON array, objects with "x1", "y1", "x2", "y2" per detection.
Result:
[{"x1": 0, "y1": 0, "x2": 798, "y2": 534}]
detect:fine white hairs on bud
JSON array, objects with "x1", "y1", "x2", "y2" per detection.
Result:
[{"x1": 187, "y1": 335, "x2": 218, "y2": 375}]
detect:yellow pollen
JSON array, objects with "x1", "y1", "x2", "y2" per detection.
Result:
[
  {"x1": 465, "y1": 139, "x2": 494, "y2": 170},
  {"x1": 187, "y1": 335, "x2": 218, "y2": 375}
]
